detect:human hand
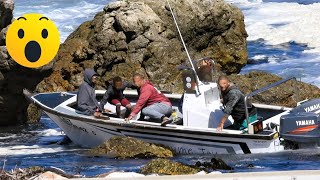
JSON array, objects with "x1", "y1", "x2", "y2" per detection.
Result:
[
  {"x1": 125, "y1": 115, "x2": 133, "y2": 122},
  {"x1": 94, "y1": 111, "x2": 102, "y2": 118},
  {"x1": 216, "y1": 127, "x2": 222, "y2": 132},
  {"x1": 216, "y1": 124, "x2": 224, "y2": 132}
]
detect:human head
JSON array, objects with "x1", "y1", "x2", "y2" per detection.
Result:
[
  {"x1": 113, "y1": 76, "x2": 123, "y2": 90},
  {"x1": 91, "y1": 75, "x2": 98, "y2": 85},
  {"x1": 132, "y1": 73, "x2": 145, "y2": 88},
  {"x1": 84, "y1": 69, "x2": 98, "y2": 86},
  {"x1": 218, "y1": 75, "x2": 231, "y2": 92}
]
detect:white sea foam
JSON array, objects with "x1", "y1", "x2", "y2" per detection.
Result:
[
  {"x1": 14, "y1": 0, "x2": 108, "y2": 42},
  {"x1": 226, "y1": 1, "x2": 320, "y2": 53},
  {"x1": 225, "y1": 0, "x2": 320, "y2": 87}
]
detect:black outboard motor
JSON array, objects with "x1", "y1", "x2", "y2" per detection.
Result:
[{"x1": 280, "y1": 98, "x2": 320, "y2": 148}]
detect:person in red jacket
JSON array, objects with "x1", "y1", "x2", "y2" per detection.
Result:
[{"x1": 125, "y1": 73, "x2": 173, "y2": 126}]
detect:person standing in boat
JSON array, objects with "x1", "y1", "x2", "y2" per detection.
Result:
[
  {"x1": 100, "y1": 76, "x2": 136, "y2": 118},
  {"x1": 125, "y1": 73, "x2": 173, "y2": 126},
  {"x1": 216, "y1": 75, "x2": 257, "y2": 131},
  {"x1": 76, "y1": 69, "x2": 103, "y2": 118}
]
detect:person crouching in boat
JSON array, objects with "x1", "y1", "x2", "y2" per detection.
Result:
[
  {"x1": 100, "y1": 76, "x2": 136, "y2": 118},
  {"x1": 125, "y1": 73, "x2": 173, "y2": 126},
  {"x1": 76, "y1": 69, "x2": 103, "y2": 118},
  {"x1": 216, "y1": 75, "x2": 257, "y2": 131}
]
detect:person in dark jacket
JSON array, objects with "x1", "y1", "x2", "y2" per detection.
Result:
[
  {"x1": 77, "y1": 69, "x2": 103, "y2": 117},
  {"x1": 216, "y1": 75, "x2": 257, "y2": 131},
  {"x1": 125, "y1": 73, "x2": 172, "y2": 126},
  {"x1": 100, "y1": 76, "x2": 135, "y2": 118}
]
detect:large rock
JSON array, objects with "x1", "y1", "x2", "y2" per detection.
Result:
[
  {"x1": 35, "y1": 0, "x2": 247, "y2": 94},
  {"x1": 228, "y1": 71, "x2": 320, "y2": 107},
  {"x1": 140, "y1": 158, "x2": 199, "y2": 175},
  {"x1": 88, "y1": 136, "x2": 174, "y2": 159},
  {"x1": 195, "y1": 158, "x2": 233, "y2": 171},
  {"x1": 0, "y1": 46, "x2": 52, "y2": 125},
  {"x1": 0, "y1": 0, "x2": 14, "y2": 46},
  {"x1": 0, "y1": 0, "x2": 54, "y2": 125}
]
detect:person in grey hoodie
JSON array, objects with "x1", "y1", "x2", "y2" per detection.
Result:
[
  {"x1": 77, "y1": 69, "x2": 102, "y2": 117},
  {"x1": 216, "y1": 75, "x2": 257, "y2": 131}
]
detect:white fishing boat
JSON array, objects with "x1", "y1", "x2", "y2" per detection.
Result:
[
  {"x1": 23, "y1": 0, "x2": 320, "y2": 155},
  {"x1": 23, "y1": 69, "x2": 320, "y2": 155}
]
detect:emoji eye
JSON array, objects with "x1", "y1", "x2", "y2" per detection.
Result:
[
  {"x1": 18, "y1": 29, "x2": 24, "y2": 39},
  {"x1": 42, "y1": 29, "x2": 48, "y2": 39}
]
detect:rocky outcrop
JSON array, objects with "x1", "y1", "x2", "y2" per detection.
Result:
[
  {"x1": 0, "y1": 0, "x2": 14, "y2": 45},
  {"x1": 0, "y1": 0, "x2": 53, "y2": 125},
  {"x1": 195, "y1": 158, "x2": 233, "y2": 171},
  {"x1": 88, "y1": 136, "x2": 174, "y2": 159},
  {"x1": 0, "y1": 46, "x2": 52, "y2": 125},
  {"x1": 140, "y1": 158, "x2": 199, "y2": 175},
  {"x1": 35, "y1": 0, "x2": 247, "y2": 94},
  {"x1": 228, "y1": 71, "x2": 320, "y2": 107}
]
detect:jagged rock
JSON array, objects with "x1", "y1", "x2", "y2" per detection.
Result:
[
  {"x1": 0, "y1": 58, "x2": 52, "y2": 125},
  {"x1": 0, "y1": 0, "x2": 14, "y2": 45},
  {"x1": 140, "y1": 158, "x2": 199, "y2": 175},
  {"x1": 195, "y1": 158, "x2": 233, "y2": 171},
  {"x1": 26, "y1": 103, "x2": 42, "y2": 123},
  {"x1": 88, "y1": 136, "x2": 174, "y2": 158},
  {"x1": 0, "y1": 0, "x2": 54, "y2": 125},
  {"x1": 35, "y1": 0, "x2": 247, "y2": 94},
  {"x1": 228, "y1": 71, "x2": 320, "y2": 107}
]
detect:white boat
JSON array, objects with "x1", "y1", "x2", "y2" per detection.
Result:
[
  {"x1": 23, "y1": 1, "x2": 320, "y2": 154},
  {"x1": 23, "y1": 71, "x2": 320, "y2": 155}
]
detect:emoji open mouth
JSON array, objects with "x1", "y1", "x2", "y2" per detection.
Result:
[{"x1": 25, "y1": 41, "x2": 41, "y2": 62}]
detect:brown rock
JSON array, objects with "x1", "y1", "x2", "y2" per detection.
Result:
[
  {"x1": 0, "y1": 0, "x2": 14, "y2": 45},
  {"x1": 27, "y1": 103, "x2": 42, "y2": 123},
  {"x1": 88, "y1": 136, "x2": 174, "y2": 159},
  {"x1": 228, "y1": 71, "x2": 320, "y2": 107},
  {"x1": 35, "y1": 0, "x2": 248, "y2": 94}
]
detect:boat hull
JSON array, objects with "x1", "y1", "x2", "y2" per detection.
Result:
[{"x1": 46, "y1": 111, "x2": 283, "y2": 154}]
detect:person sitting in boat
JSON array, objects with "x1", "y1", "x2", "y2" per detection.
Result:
[
  {"x1": 100, "y1": 76, "x2": 136, "y2": 118},
  {"x1": 216, "y1": 75, "x2": 257, "y2": 131},
  {"x1": 125, "y1": 73, "x2": 173, "y2": 126},
  {"x1": 76, "y1": 69, "x2": 103, "y2": 118}
]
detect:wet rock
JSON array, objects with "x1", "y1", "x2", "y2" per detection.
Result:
[
  {"x1": 35, "y1": 0, "x2": 247, "y2": 95},
  {"x1": 26, "y1": 103, "x2": 42, "y2": 123},
  {"x1": 140, "y1": 158, "x2": 199, "y2": 175},
  {"x1": 195, "y1": 158, "x2": 233, "y2": 171},
  {"x1": 210, "y1": 158, "x2": 234, "y2": 170},
  {"x1": 88, "y1": 136, "x2": 174, "y2": 159},
  {"x1": 247, "y1": 163, "x2": 255, "y2": 168}
]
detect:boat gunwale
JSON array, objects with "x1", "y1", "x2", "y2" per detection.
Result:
[{"x1": 30, "y1": 93, "x2": 280, "y2": 141}]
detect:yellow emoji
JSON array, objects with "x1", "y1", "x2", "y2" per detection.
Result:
[{"x1": 6, "y1": 14, "x2": 60, "y2": 68}]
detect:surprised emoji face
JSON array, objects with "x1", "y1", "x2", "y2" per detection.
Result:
[{"x1": 6, "y1": 14, "x2": 60, "y2": 68}]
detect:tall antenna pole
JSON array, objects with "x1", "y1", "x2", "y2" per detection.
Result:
[{"x1": 166, "y1": 0, "x2": 201, "y2": 95}]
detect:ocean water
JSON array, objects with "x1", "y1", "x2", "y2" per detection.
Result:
[{"x1": 1, "y1": 0, "x2": 320, "y2": 177}]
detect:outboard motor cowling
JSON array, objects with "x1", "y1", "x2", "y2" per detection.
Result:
[{"x1": 280, "y1": 98, "x2": 320, "y2": 147}]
